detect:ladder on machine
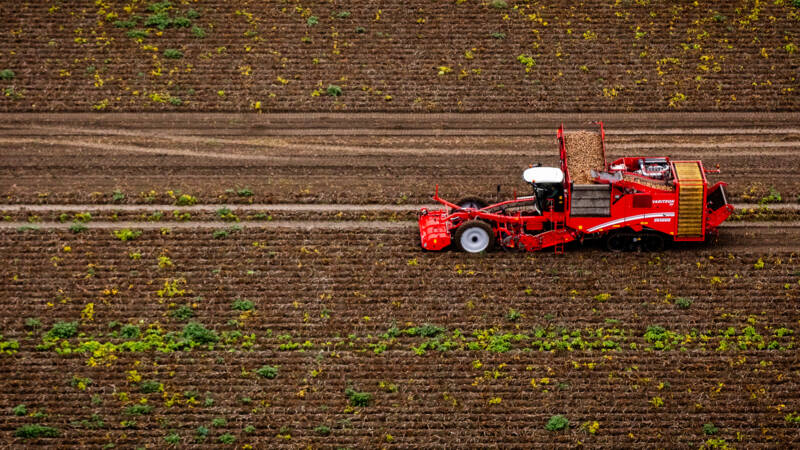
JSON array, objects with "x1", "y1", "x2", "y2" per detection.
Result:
[{"x1": 548, "y1": 199, "x2": 565, "y2": 254}]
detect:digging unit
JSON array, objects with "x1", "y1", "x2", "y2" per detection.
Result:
[{"x1": 418, "y1": 122, "x2": 734, "y2": 253}]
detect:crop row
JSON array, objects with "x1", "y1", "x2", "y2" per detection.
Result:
[{"x1": 1, "y1": 208, "x2": 417, "y2": 224}]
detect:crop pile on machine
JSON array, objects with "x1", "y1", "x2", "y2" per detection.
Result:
[{"x1": 419, "y1": 122, "x2": 734, "y2": 253}]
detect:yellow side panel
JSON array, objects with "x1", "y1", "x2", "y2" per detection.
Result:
[{"x1": 674, "y1": 162, "x2": 704, "y2": 237}]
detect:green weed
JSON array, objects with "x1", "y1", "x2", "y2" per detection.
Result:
[
  {"x1": 174, "y1": 193, "x2": 197, "y2": 206},
  {"x1": 127, "y1": 29, "x2": 149, "y2": 39},
  {"x1": 182, "y1": 322, "x2": 218, "y2": 345},
  {"x1": 191, "y1": 25, "x2": 206, "y2": 38},
  {"x1": 314, "y1": 424, "x2": 331, "y2": 435},
  {"x1": 140, "y1": 380, "x2": 161, "y2": 393},
  {"x1": 170, "y1": 305, "x2": 194, "y2": 321},
  {"x1": 326, "y1": 84, "x2": 343, "y2": 96},
  {"x1": 14, "y1": 425, "x2": 60, "y2": 438},
  {"x1": 163, "y1": 49, "x2": 183, "y2": 59},
  {"x1": 232, "y1": 299, "x2": 254, "y2": 311},
  {"x1": 164, "y1": 432, "x2": 180, "y2": 444},
  {"x1": 345, "y1": 388, "x2": 371, "y2": 407},
  {"x1": 114, "y1": 229, "x2": 142, "y2": 241},
  {"x1": 120, "y1": 324, "x2": 141, "y2": 339},
  {"x1": 124, "y1": 404, "x2": 153, "y2": 415},
  {"x1": 256, "y1": 365, "x2": 278, "y2": 379},
  {"x1": 546, "y1": 415, "x2": 569, "y2": 431},
  {"x1": 211, "y1": 417, "x2": 227, "y2": 427},
  {"x1": 47, "y1": 321, "x2": 78, "y2": 339}
]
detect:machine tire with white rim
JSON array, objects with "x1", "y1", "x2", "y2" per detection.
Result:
[{"x1": 455, "y1": 220, "x2": 494, "y2": 253}]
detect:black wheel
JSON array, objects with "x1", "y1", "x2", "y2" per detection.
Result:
[
  {"x1": 605, "y1": 232, "x2": 628, "y2": 252},
  {"x1": 641, "y1": 233, "x2": 665, "y2": 252},
  {"x1": 455, "y1": 220, "x2": 495, "y2": 253},
  {"x1": 455, "y1": 197, "x2": 487, "y2": 210}
]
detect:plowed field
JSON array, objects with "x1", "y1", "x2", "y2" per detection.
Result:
[
  {"x1": 0, "y1": 1, "x2": 798, "y2": 112},
  {"x1": 1, "y1": 113, "x2": 799, "y2": 447}
]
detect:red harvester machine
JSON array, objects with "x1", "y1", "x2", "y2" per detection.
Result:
[{"x1": 419, "y1": 122, "x2": 734, "y2": 253}]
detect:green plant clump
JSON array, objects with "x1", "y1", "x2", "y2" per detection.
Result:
[
  {"x1": 256, "y1": 365, "x2": 278, "y2": 379},
  {"x1": 546, "y1": 415, "x2": 569, "y2": 431},
  {"x1": 232, "y1": 299, "x2": 255, "y2": 311},
  {"x1": 195, "y1": 426, "x2": 209, "y2": 442},
  {"x1": 182, "y1": 322, "x2": 219, "y2": 345},
  {"x1": 405, "y1": 324, "x2": 445, "y2": 337},
  {"x1": 218, "y1": 433, "x2": 236, "y2": 444},
  {"x1": 69, "y1": 222, "x2": 87, "y2": 233},
  {"x1": 675, "y1": 297, "x2": 693, "y2": 309},
  {"x1": 127, "y1": 29, "x2": 149, "y2": 39},
  {"x1": 314, "y1": 424, "x2": 331, "y2": 436},
  {"x1": 47, "y1": 321, "x2": 78, "y2": 339},
  {"x1": 24, "y1": 318, "x2": 42, "y2": 330},
  {"x1": 212, "y1": 229, "x2": 230, "y2": 239},
  {"x1": 164, "y1": 432, "x2": 181, "y2": 444},
  {"x1": 175, "y1": 193, "x2": 197, "y2": 206},
  {"x1": 191, "y1": 25, "x2": 206, "y2": 38},
  {"x1": 345, "y1": 388, "x2": 372, "y2": 407},
  {"x1": 164, "y1": 49, "x2": 183, "y2": 59},
  {"x1": 14, "y1": 424, "x2": 60, "y2": 438},
  {"x1": 140, "y1": 380, "x2": 161, "y2": 393},
  {"x1": 703, "y1": 422, "x2": 719, "y2": 435},
  {"x1": 120, "y1": 324, "x2": 141, "y2": 339},
  {"x1": 326, "y1": 84, "x2": 343, "y2": 97},
  {"x1": 170, "y1": 305, "x2": 195, "y2": 321},
  {"x1": 13, "y1": 404, "x2": 27, "y2": 416},
  {"x1": 113, "y1": 229, "x2": 142, "y2": 241},
  {"x1": 124, "y1": 404, "x2": 153, "y2": 416},
  {"x1": 211, "y1": 417, "x2": 227, "y2": 427},
  {"x1": 1, "y1": 69, "x2": 16, "y2": 80}
]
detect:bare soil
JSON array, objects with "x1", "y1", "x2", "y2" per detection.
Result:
[
  {"x1": 1, "y1": 1, "x2": 798, "y2": 112},
  {"x1": 1, "y1": 113, "x2": 799, "y2": 447},
  {"x1": 1, "y1": 113, "x2": 799, "y2": 206}
]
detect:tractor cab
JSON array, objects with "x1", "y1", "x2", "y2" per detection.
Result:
[{"x1": 522, "y1": 166, "x2": 565, "y2": 212}]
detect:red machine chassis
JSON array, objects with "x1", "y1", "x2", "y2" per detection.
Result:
[{"x1": 419, "y1": 123, "x2": 734, "y2": 253}]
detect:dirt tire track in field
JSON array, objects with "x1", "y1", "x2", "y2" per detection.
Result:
[
  {"x1": 1, "y1": 203, "x2": 796, "y2": 212},
  {"x1": 3, "y1": 221, "x2": 799, "y2": 253},
  {"x1": 3, "y1": 221, "x2": 798, "y2": 230},
  {"x1": 1, "y1": 135, "x2": 798, "y2": 160}
]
